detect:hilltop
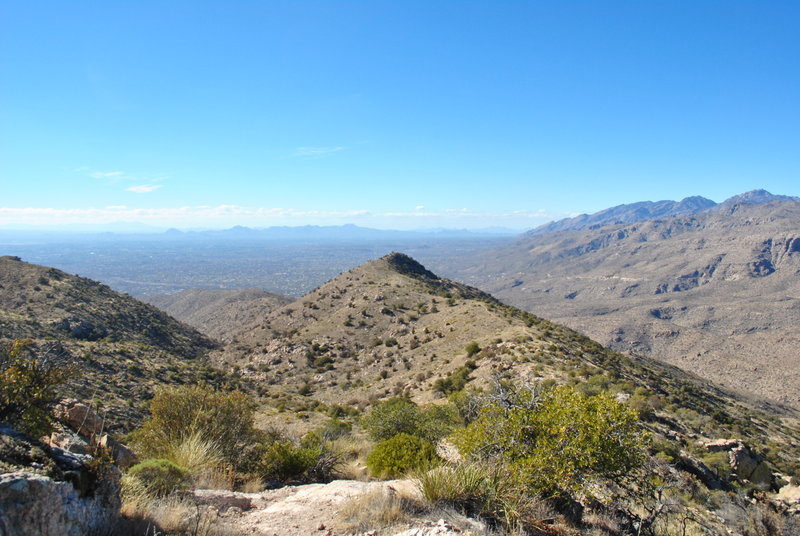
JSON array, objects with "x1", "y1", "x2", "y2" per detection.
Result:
[
  {"x1": 214, "y1": 253, "x2": 800, "y2": 456},
  {"x1": 145, "y1": 288, "x2": 292, "y2": 340},
  {"x1": 0, "y1": 256, "x2": 225, "y2": 431},
  {"x1": 437, "y1": 198, "x2": 800, "y2": 408}
]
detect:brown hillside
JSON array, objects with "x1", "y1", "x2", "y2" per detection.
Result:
[
  {"x1": 437, "y1": 201, "x2": 800, "y2": 408},
  {"x1": 145, "y1": 288, "x2": 292, "y2": 340},
  {"x1": 0, "y1": 256, "x2": 225, "y2": 432},
  {"x1": 213, "y1": 254, "x2": 800, "y2": 468}
]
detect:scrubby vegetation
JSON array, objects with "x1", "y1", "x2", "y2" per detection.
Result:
[
  {"x1": 454, "y1": 383, "x2": 647, "y2": 497},
  {"x1": 0, "y1": 340, "x2": 75, "y2": 436},
  {"x1": 366, "y1": 433, "x2": 438, "y2": 477}
]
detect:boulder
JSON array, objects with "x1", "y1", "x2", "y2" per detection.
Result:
[
  {"x1": 703, "y1": 438, "x2": 741, "y2": 452},
  {"x1": 702, "y1": 438, "x2": 773, "y2": 488},
  {"x1": 729, "y1": 444, "x2": 772, "y2": 487},
  {"x1": 96, "y1": 434, "x2": 138, "y2": 470},
  {"x1": 53, "y1": 399, "x2": 103, "y2": 438}
]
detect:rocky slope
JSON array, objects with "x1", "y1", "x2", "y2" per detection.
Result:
[
  {"x1": 437, "y1": 199, "x2": 800, "y2": 408},
  {"x1": 214, "y1": 253, "x2": 799, "y2": 455},
  {"x1": 208, "y1": 252, "x2": 800, "y2": 534},
  {"x1": 0, "y1": 256, "x2": 225, "y2": 431},
  {"x1": 145, "y1": 288, "x2": 292, "y2": 340}
]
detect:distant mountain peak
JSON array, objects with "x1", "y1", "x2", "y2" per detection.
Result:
[
  {"x1": 718, "y1": 189, "x2": 800, "y2": 207},
  {"x1": 529, "y1": 190, "x2": 798, "y2": 236}
]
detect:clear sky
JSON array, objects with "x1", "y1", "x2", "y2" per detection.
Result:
[{"x1": 1, "y1": 1, "x2": 798, "y2": 230}]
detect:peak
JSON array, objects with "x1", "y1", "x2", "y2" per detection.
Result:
[{"x1": 381, "y1": 252, "x2": 439, "y2": 280}]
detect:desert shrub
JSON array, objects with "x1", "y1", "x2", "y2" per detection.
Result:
[
  {"x1": 321, "y1": 418, "x2": 353, "y2": 440},
  {"x1": 0, "y1": 340, "x2": 76, "y2": 437},
  {"x1": 454, "y1": 383, "x2": 647, "y2": 497},
  {"x1": 126, "y1": 458, "x2": 189, "y2": 497},
  {"x1": 162, "y1": 431, "x2": 225, "y2": 474},
  {"x1": 362, "y1": 397, "x2": 424, "y2": 440},
  {"x1": 465, "y1": 342, "x2": 481, "y2": 357},
  {"x1": 367, "y1": 433, "x2": 439, "y2": 477},
  {"x1": 433, "y1": 361, "x2": 477, "y2": 395},
  {"x1": 362, "y1": 397, "x2": 459, "y2": 442},
  {"x1": 258, "y1": 431, "x2": 340, "y2": 484},
  {"x1": 131, "y1": 385, "x2": 261, "y2": 472}
]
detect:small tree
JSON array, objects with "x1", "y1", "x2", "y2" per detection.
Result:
[
  {"x1": 362, "y1": 397, "x2": 460, "y2": 442},
  {"x1": 0, "y1": 340, "x2": 76, "y2": 437}
]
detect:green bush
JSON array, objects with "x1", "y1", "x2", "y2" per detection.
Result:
[
  {"x1": 454, "y1": 383, "x2": 647, "y2": 497},
  {"x1": 131, "y1": 385, "x2": 261, "y2": 471},
  {"x1": 259, "y1": 433, "x2": 339, "y2": 483},
  {"x1": 367, "y1": 433, "x2": 438, "y2": 478},
  {"x1": 465, "y1": 342, "x2": 481, "y2": 357},
  {"x1": 126, "y1": 458, "x2": 189, "y2": 497},
  {"x1": 433, "y1": 362, "x2": 477, "y2": 395},
  {"x1": 0, "y1": 340, "x2": 76, "y2": 437},
  {"x1": 362, "y1": 397, "x2": 460, "y2": 442},
  {"x1": 362, "y1": 397, "x2": 424, "y2": 440}
]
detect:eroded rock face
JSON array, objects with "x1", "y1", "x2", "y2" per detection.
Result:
[
  {"x1": 0, "y1": 471, "x2": 115, "y2": 536},
  {"x1": 0, "y1": 424, "x2": 121, "y2": 536}
]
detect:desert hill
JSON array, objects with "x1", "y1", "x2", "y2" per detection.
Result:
[
  {"x1": 0, "y1": 256, "x2": 225, "y2": 431},
  {"x1": 145, "y1": 288, "x2": 292, "y2": 340},
  {"x1": 437, "y1": 198, "x2": 800, "y2": 407},
  {"x1": 213, "y1": 254, "x2": 800, "y2": 467}
]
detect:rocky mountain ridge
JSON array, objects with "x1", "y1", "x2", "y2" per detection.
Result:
[
  {"x1": 438, "y1": 199, "x2": 800, "y2": 407},
  {"x1": 528, "y1": 189, "x2": 797, "y2": 235}
]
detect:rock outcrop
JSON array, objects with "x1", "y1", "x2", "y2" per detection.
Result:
[
  {"x1": 0, "y1": 424, "x2": 121, "y2": 536},
  {"x1": 703, "y1": 438, "x2": 773, "y2": 488}
]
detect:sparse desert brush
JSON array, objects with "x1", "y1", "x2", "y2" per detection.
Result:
[
  {"x1": 118, "y1": 492, "x2": 233, "y2": 536},
  {"x1": 415, "y1": 462, "x2": 532, "y2": 529}
]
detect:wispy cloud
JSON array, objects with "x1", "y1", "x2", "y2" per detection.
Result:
[
  {"x1": 289, "y1": 146, "x2": 345, "y2": 159},
  {"x1": 89, "y1": 171, "x2": 123, "y2": 179},
  {"x1": 126, "y1": 184, "x2": 162, "y2": 194}
]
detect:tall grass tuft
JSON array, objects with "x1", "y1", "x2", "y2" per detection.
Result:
[
  {"x1": 164, "y1": 432, "x2": 227, "y2": 476},
  {"x1": 415, "y1": 462, "x2": 532, "y2": 530}
]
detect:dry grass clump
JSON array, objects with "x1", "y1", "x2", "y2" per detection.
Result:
[
  {"x1": 415, "y1": 462, "x2": 548, "y2": 532},
  {"x1": 336, "y1": 488, "x2": 422, "y2": 534},
  {"x1": 163, "y1": 432, "x2": 226, "y2": 475},
  {"x1": 117, "y1": 487, "x2": 236, "y2": 536},
  {"x1": 329, "y1": 435, "x2": 373, "y2": 481}
]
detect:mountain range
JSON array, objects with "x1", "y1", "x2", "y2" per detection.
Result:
[{"x1": 437, "y1": 191, "x2": 800, "y2": 408}]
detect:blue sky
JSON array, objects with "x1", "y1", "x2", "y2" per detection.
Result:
[{"x1": 1, "y1": 1, "x2": 798, "y2": 230}]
